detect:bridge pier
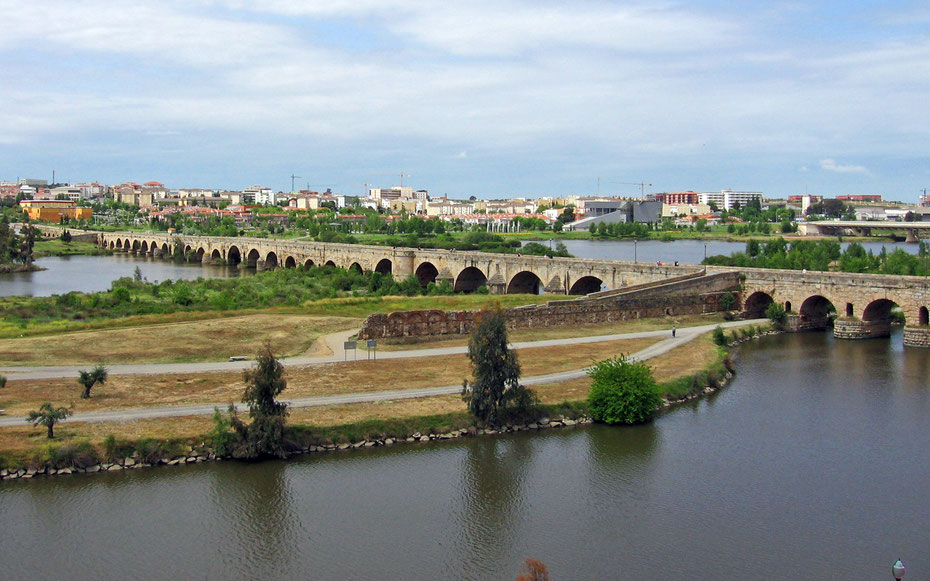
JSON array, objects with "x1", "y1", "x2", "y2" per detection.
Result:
[
  {"x1": 153, "y1": 248, "x2": 163, "y2": 257},
  {"x1": 903, "y1": 326, "x2": 930, "y2": 348},
  {"x1": 783, "y1": 314, "x2": 832, "y2": 332},
  {"x1": 201, "y1": 254, "x2": 213, "y2": 265},
  {"x1": 833, "y1": 318, "x2": 892, "y2": 340},
  {"x1": 255, "y1": 258, "x2": 267, "y2": 272},
  {"x1": 906, "y1": 229, "x2": 920, "y2": 243}
]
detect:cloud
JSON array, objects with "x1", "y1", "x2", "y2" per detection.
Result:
[
  {"x1": 819, "y1": 159, "x2": 871, "y2": 175},
  {"x1": 455, "y1": 151, "x2": 468, "y2": 159}
]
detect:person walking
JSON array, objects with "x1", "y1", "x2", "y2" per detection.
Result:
[{"x1": 672, "y1": 325, "x2": 676, "y2": 337}]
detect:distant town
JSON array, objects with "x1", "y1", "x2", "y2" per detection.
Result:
[{"x1": 3, "y1": 177, "x2": 930, "y2": 233}]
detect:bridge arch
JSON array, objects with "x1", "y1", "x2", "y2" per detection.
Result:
[
  {"x1": 284, "y1": 255, "x2": 297, "y2": 268},
  {"x1": 131, "y1": 240, "x2": 141, "y2": 252},
  {"x1": 507, "y1": 271, "x2": 543, "y2": 294},
  {"x1": 415, "y1": 262, "x2": 439, "y2": 286},
  {"x1": 375, "y1": 259, "x2": 392, "y2": 275},
  {"x1": 569, "y1": 276, "x2": 604, "y2": 295},
  {"x1": 799, "y1": 295, "x2": 836, "y2": 328},
  {"x1": 227, "y1": 246, "x2": 242, "y2": 267},
  {"x1": 116, "y1": 238, "x2": 124, "y2": 250},
  {"x1": 455, "y1": 267, "x2": 487, "y2": 293},
  {"x1": 744, "y1": 291, "x2": 774, "y2": 318},
  {"x1": 304, "y1": 259, "x2": 315, "y2": 269},
  {"x1": 246, "y1": 248, "x2": 260, "y2": 268},
  {"x1": 140, "y1": 241, "x2": 149, "y2": 254},
  {"x1": 862, "y1": 298, "x2": 898, "y2": 322},
  {"x1": 920, "y1": 306, "x2": 929, "y2": 326},
  {"x1": 265, "y1": 251, "x2": 279, "y2": 269},
  {"x1": 324, "y1": 260, "x2": 337, "y2": 268},
  {"x1": 211, "y1": 249, "x2": 222, "y2": 261},
  {"x1": 349, "y1": 262, "x2": 363, "y2": 274}
]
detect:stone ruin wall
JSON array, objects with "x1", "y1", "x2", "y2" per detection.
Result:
[{"x1": 359, "y1": 272, "x2": 740, "y2": 342}]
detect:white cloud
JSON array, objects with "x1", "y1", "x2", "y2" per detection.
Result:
[
  {"x1": 455, "y1": 151, "x2": 468, "y2": 159},
  {"x1": 819, "y1": 159, "x2": 871, "y2": 175}
]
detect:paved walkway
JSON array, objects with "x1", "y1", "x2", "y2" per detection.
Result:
[{"x1": 0, "y1": 319, "x2": 765, "y2": 427}]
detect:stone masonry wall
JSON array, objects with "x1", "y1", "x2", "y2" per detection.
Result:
[
  {"x1": 359, "y1": 272, "x2": 740, "y2": 341},
  {"x1": 903, "y1": 327, "x2": 930, "y2": 348}
]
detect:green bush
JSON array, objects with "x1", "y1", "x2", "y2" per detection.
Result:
[
  {"x1": 765, "y1": 301, "x2": 786, "y2": 324},
  {"x1": 587, "y1": 356, "x2": 662, "y2": 424},
  {"x1": 712, "y1": 326, "x2": 727, "y2": 346}
]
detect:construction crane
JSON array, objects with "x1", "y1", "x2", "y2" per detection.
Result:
[
  {"x1": 370, "y1": 173, "x2": 411, "y2": 187},
  {"x1": 611, "y1": 181, "x2": 653, "y2": 198},
  {"x1": 305, "y1": 183, "x2": 334, "y2": 192},
  {"x1": 289, "y1": 174, "x2": 301, "y2": 192}
]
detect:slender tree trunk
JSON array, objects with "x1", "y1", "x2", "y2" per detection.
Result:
[
  {"x1": 47, "y1": 423, "x2": 54, "y2": 438},
  {"x1": 82, "y1": 386, "x2": 91, "y2": 398}
]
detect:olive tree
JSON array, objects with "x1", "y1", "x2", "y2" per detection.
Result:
[{"x1": 78, "y1": 365, "x2": 108, "y2": 399}]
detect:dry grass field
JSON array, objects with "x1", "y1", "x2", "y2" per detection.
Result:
[
  {"x1": 0, "y1": 314, "x2": 360, "y2": 366},
  {"x1": 0, "y1": 337, "x2": 658, "y2": 416}
]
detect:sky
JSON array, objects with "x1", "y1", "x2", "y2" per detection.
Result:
[{"x1": 1, "y1": 1, "x2": 929, "y2": 201}]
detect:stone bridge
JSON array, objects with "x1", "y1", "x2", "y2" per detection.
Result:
[
  {"x1": 98, "y1": 232, "x2": 699, "y2": 295},
  {"x1": 97, "y1": 232, "x2": 930, "y2": 347},
  {"x1": 720, "y1": 266, "x2": 930, "y2": 347}
]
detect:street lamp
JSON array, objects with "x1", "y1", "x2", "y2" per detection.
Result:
[
  {"x1": 703, "y1": 242, "x2": 707, "y2": 273},
  {"x1": 634, "y1": 239, "x2": 637, "y2": 264},
  {"x1": 892, "y1": 559, "x2": 906, "y2": 580}
]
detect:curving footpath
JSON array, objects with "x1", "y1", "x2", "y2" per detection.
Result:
[{"x1": 0, "y1": 319, "x2": 765, "y2": 427}]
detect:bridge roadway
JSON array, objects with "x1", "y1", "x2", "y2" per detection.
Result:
[{"x1": 0, "y1": 320, "x2": 764, "y2": 427}]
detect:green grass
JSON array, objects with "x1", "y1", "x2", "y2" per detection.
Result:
[{"x1": 33, "y1": 239, "x2": 108, "y2": 258}]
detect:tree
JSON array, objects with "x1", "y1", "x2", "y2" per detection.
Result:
[
  {"x1": 26, "y1": 403, "x2": 72, "y2": 438},
  {"x1": 228, "y1": 343, "x2": 289, "y2": 458},
  {"x1": 60, "y1": 229, "x2": 72, "y2": 243},
  {"x1": 765, "y1": 301, "x2": 787, "y2": 326},
  {"x1": 587, "y1": 355, "x2": 662, "y2": 424},
  {"x1": 0, "y1": 374, "x2": 6, "y2": 388},
  {"x1": 77, "y1": 365, "x2": 108, "y2": 399},
  {"x1": 462, "y1": 306, "x2": 532, "y2": 425}
]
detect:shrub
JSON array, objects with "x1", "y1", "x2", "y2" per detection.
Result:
[
  {"x1": 765, "y1": 301, "x2": 787, "y2": 325},
  {"x1": 475, "y1": 285, "x2": 490, "y2": 295},
  {"x1": 712, "y1": 326, "x2": 727, "y2": 346},
  {"x1": 587, "y1": 356, "x2": 662, "y2": 424},
  {"x1": 719, "y1": 291, "x2": 736, "y2": 311}
]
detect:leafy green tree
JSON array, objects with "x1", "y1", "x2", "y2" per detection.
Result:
[
  {"x1": 77, "y1": 364, "x2": 108, "y2": 399},
  {"x1": 765, "y1": 301, "x2": 787, "y2": 325},
  {"x1": 0, "y1": 374, "x2": 6, "y2": 388},
  {"x1": 586, "y1": 356, "x2": 662, "y2": 424},
  {"x1": 462, "y1": 306, "x2": 531, "y2": 425},
  {"x1": 719, "y1": 291, "x2": 736, "y2": 312},
  {"x1": 228, "y1": 343, "x2": 289, "y2": 458},
  {"x1": 26, "y1": 402, "x2": 72, "y2": 438}
]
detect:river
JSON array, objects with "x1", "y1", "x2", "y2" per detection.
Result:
[
  {"x1": 1, "y1": 330, "x2": 928, "y2": 580},
  {"x1": 0, "y1": 238, "x2": 920, "y2": 297}
]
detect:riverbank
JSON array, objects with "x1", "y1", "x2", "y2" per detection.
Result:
[
  {"x1": 0, "y1": 263, "x2": 41, "y2": 274},
  {"x1": 0, "y1": 322, "x2": 770, "y2": 480}
]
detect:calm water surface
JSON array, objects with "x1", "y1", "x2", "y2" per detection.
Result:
[
  {"x1": 0, "y1": 254, "x2": 244, "y2": 297},
  {"x1": 2, "y1": 331, "x2": 929, "y2": 580}
]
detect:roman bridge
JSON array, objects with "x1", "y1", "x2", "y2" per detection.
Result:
[
  {"x1": 97, "y1": 232, "x2": 930, "y2": 347},
  {"x1": 719, "y1": 266, "x2": 930, "y2": 347},
  {"x1": 98, "y1": 232, "x2": 700, "y2": 295}
]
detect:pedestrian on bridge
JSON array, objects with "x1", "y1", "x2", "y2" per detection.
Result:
[{"x1": 672, "y1": 326, "x2": 676, "y2": 337}]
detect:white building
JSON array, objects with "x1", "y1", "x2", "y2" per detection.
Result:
[{"x1": 700, "y1": 189, "x2": 763, "y2": 211}]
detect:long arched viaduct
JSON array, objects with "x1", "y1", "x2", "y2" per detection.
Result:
[{"x1": 99, "y1": 232, "x2": 695, "y2": 295}]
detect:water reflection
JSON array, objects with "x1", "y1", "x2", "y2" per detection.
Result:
[
  {"x1": 450, "y1": 435, "x2": 532, "y2": 579},
  {"x1": 207, "y1": 461, "x2": 300, "y2": 578}
]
